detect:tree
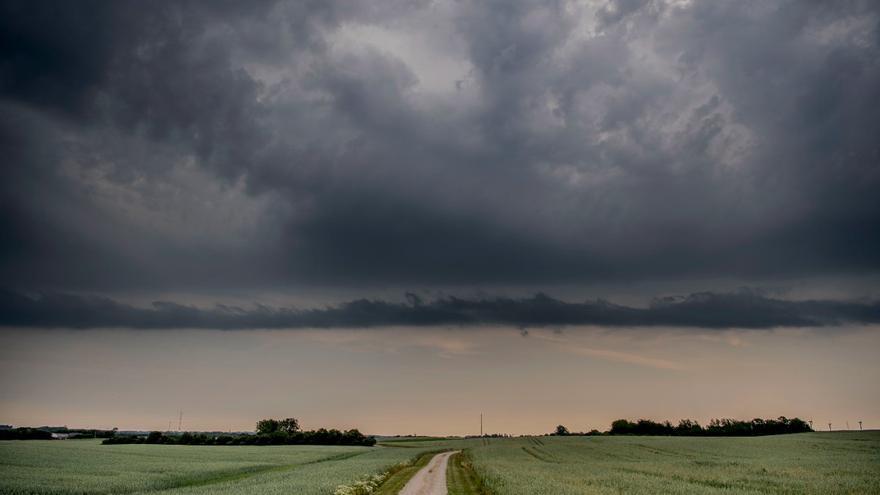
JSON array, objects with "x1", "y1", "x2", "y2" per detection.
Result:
[
  {"x1": 257, "y1": 417, "x2": 299, "y2": 435},
  {"x1": 610, "y1": 419, "x2": 635, "y2": 435},
  {"x1": 279, "y1": 418, "x2": 300, "y2": 434},
  {"x1": 675, "y1": 419, "x2": 702, "y2": 435},
  {"x1": 256, "y1": 419, "x2": 280, "y2": 435},
  {"x1": 555, "y1": 425, "x2": 570, "y2": 436}
]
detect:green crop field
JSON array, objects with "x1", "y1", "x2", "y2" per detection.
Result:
[
  {"x1": 1, "y1": 432, "x2": 878, "y2": 494},
  {"x1": 462, "y1": 432, "x2": 880, "y2": 494},
  {"x1": 386, "y1": 432, "x2": 880, "y2": 494},
  {"x1": 0, "y1": 440, "x2": 439, "y2": 495}
]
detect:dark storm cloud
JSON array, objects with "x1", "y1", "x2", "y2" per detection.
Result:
[
  {"x1": 1, "y1": 0, "x2": 879, "y2": 291},
  {"x1": 1, "y1": 289, "x2": 878, "y2": 330}
]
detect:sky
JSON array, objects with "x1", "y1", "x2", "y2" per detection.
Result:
[{"x1": 1, "y1": 0, "x2": 879, "y2": 434}]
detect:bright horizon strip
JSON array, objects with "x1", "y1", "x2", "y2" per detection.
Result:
[{"x1": 1, "y1": 325, "x2": 877, "y2": 436}]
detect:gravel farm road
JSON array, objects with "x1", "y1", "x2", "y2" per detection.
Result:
[{"x1": 398, "y1": 451, "x2": 459, "y2": 495}]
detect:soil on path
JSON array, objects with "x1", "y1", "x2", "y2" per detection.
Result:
[{"x1": 398, "y1": 451, "x2": 459, "y2": 495}]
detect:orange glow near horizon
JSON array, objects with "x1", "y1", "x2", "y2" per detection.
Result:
[{"x1": 1, "y1": 326, "x2": 878, "y2": 436}]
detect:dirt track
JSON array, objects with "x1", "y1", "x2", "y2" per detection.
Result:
[{"x1": 398, "y1": 451, "x2": 459, "y2": 495}]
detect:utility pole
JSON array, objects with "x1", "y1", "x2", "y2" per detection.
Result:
[
  {"x1": 846, "y1": 421, "x2": 850, "y2": 430},
  {"x1": 859, "y1": 421, "x2": 863, "y2": 430},
  {"x1": 178, "y1": 410, "x2": 183, "y2": 432},
  {"x1": 480, "y1": 413, "x2": 483, "y2": 437},
  {"x1": 828, "y1": 422, "x2": 832, "y2": 432}
]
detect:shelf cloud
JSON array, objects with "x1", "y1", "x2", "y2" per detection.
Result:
[{"x1": 2, "y1": 289, "x2": 878, "y2": 330}]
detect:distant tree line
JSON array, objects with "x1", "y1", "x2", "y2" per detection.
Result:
[
  {"x1": 0, "y1": 428, "x2": 54, "y2": 440},
  {"x1": 103, "y1": 417, "x2": 376, "y2": 446},
  {"x1": 551, "y1": 417, "x2": 813, "y2": 437},
  {"x1": 609, "y1": 417, "x2": 812, "y2": 436},
  {"x1": 0, "y1": 427, "x2": 117, "y2": 440},
  {"x1": 550, "y1": 425, "x2": 601, "y2": 436}
]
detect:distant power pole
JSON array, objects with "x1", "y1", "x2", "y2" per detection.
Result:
[
  {"x1": 859, "y1": 421, "x2": 863, "y2": 430},
  {"x1": 178, "y1": 410, "x2": 183, "y2": 431},
  {"x1": 480, "y1": 413, "x2": 483, "y2": 437},
  {"x1": 828, "y1": 422, "x2": 832, "y2": 432},
  {"x1": 846, "y1": 421, "x2": 850, "y2": 430}
]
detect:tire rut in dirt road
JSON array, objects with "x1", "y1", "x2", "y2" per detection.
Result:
[{"x1": 398, "y1": 450, "x2": 459, "y2": 495}]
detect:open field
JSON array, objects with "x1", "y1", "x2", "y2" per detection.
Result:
[
  {"x1": 389, "y1": 432, "x2": 880, "y2": 494},
  {"x1": 0, "y1": 440, "x2": 439, "y2": 495},
  {"x1": 1, "y1": 432, "x2": 878, "y2": 494},
  {"x1": 464, "y1": 432, "x2": 880, "y2": 494}
]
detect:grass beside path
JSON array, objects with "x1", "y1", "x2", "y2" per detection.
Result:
[
  {"x1": 447, "y1": 451, "x2": 491, "y2": 495},
  {"x1": 373, "y1": 450, "x2": 446, "y2": 495}
]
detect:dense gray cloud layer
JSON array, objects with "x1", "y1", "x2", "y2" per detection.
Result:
[
  {"x1": 2, "y1": 0, "x2": 879, "y2": 291},
  {"x1": 2, "y1": 289, "x2": 878, "y2": 330}
]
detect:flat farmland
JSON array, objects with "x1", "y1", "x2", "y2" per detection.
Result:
[
  {"x1": 461, "y1": 432, "x2": 880, "y2": 494},
  {"x1": 0, "y1": 440, "x2": 438, "y2": 495},
  {"x1": 2, "y1": 432, "x2": 878, "y2": 494}
]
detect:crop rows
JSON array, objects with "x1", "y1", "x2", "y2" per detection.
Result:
[
  {"x1": 464, "y1": 432, "x2": 880, "y2": 494},
  {"x1": 0, "y1": 440, "x2": 438, "y2": 495},
  {"x1": 2, "y1": 432, "x2": 878, "y2": 494}
]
